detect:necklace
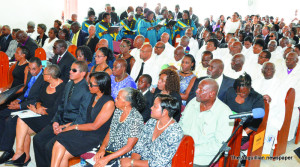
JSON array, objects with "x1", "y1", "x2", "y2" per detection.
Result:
[
  {"x1": 49, "y1": 80, "x2": 59, "y2": 88},
  {"x1": 94, "y1": 94, "x2": 102, "y2": 102},
  {"x1": 180, "y1": 71, "x2": 191, "y2": 75},
  {"x1": 157, "y1": 118, "x2": 173, "y2": 130},
  {"x1": 19, "y1": 60, "x2": 28, "y2": 66}
]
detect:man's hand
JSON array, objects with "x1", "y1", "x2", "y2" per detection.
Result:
[
  {"x1": 10, "y1": 99, "x2": 20, "y2": 105},
  {"x1": 102, "y1": 31, "x2": 108, "y2": 35}
]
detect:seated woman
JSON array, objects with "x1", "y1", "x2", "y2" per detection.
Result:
[
  {"x1": 120, "y1": 94, "x2": 183, "y2": 167},
  {"x1": 51, "y1": 72, "x2": 115, "y2": 167},
  {"x1": 117, "y1": 39, "x2": 135, "y2": 75},
  {"x1": 111, "y1": 58, "x2": 136, "y2": 100},
  {"x1": 93, "y1": 87, "x2": 145, "y2": 167},
  {"x1": 224, "y1": 73, "x2": 265, "y2": 147},
  {"x1": 178, "y1": 54, "x2": 196, "y2": 106},
  {"x1": 76, "y1": 45, "x2": 93, "y2": 72},
  {"x1": 58, "y1": 29, "x2": 71, "y2": 47},
  {"x1": 36, "y1": 24, "x2": 48, "y2": 47},
  {"x1": 43, "y1": 27, "x2": 58, "y2": 60},
  {"x1": 6, "y1": 46, "x2": 30, "y2": 93},
  {"x1": 153, "y1": 68, "x2": 182, "y2": 122},
  {"x1": 90, "y1": 47, "x2": 113, "y2": 75},
  {"x1": 8, "y1": 65, "x2": 65, "y2": 166}
]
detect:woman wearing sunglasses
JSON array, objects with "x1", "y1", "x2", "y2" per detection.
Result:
[{"x1": 51, "y1": 72, "x2": 115, "y2": 167}]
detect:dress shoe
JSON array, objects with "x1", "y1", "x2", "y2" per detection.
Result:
[
  {"x1": 5, "y1": 152, "x2": 30, "y2": 166},
  {"x1": 0, "y1": 149, "x2": 14, "y2": 164}
]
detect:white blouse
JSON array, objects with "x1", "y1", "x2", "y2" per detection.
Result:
[
  {"x1": 43, "y1": 37, "x2": 58, "y2": 60},
  {"x1": 224, "y1": 19, "x2": 241, "y2": 34}
]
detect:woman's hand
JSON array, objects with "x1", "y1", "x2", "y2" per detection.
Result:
[
  {"x1": 94, "y1": 156, "x2": 109, "y2": 167},
  {"x1": 94, "y1": 148, "x2": 105, "y2": 162},
  {"x1": 120, "y1": 158, "x2": 132, "y2": 167},
  {"x1": 61, "y1": 125, "x2": 74, "y2": 132},
  {"x1": 36, "y1": 106, "x2": 48, "y2": 115},
  {"x1": 27, "y1": 104, "x2": 37, "y2": 113}
]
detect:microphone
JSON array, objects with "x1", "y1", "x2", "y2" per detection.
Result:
[{"x1": 229, "y1": 108, "x2": 265, "y2": 119}]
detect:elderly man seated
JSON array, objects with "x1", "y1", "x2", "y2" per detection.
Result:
[
  {"x1": 179, "y1": 78, "x2": 233, "y2": 167},
  {"x1": 224, "y1": 53, "x2": 246, "y2": 79}
]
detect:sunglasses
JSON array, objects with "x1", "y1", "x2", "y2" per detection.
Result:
[
  {"x1": 71, "y1": 68, "x2": 78, "y2": 73},
  {"x1": 89, "y1": 82, "x2": 98, "y2": 87},
  {"x1": 270, "y1": 35, "x2": 274, "y2": 37}
]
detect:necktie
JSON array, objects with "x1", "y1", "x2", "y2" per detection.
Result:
[
  {"x1": 24, "y1": 76, "x2": 37, "y2": 98},
  {"x1": 57, "y1": 56, "x2": 62, "y2": 64},
  {"x1": 67, "y1": 82, "x2": 75, "y2": 101},
  {"x1": 135, "y1": 62, "x2": 145, "y2": 82}
]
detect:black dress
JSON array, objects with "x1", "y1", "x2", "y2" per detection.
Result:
[
  {"x1": 22, "y1": 82, "x2": 65, "y2": 132},
  {"x1": 11, "y1": 62, "x2": 28, "y2": 88},
  {"x1": 56, "y1": 95, "x2": 114, "y2": 156},
  {"x1": 118, "y1": 55, "x2": 133, "y2": 74},
  {"x1": 224, "y1": 87, "x2": 265, "y2": 131}
]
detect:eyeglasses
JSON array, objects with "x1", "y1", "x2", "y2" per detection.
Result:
[
  {"x1": 53, "y1": 46, "x2": 57, "y2": 49},
  {"x1": 119, "y1": 45, "x2": 128, "y2": 48},
  {"x1": 71, "y1": 68, "x2": 78, "y2": 73},
  {"x1": 155, "y1": 46, "x2": 164, "y2": 49},
  {"x1": 270, "y1": 35, "x2": 274, "y2": 37},
  {"x1": 89, "y1": 82, "x2": 98, "y2": 87}
]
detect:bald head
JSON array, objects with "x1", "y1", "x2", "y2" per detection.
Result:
[
  {"x1": 180, "y1": 35, "x2": 190, "y2": 47},
  {"x1": 207, "y1": 59, "x2": 224, "y2": 79},
  {"x1": 185, "y1": 28, "x2": 193, "y2": 38},
  {"x1": 98, "y1": 39, "x2": 108, "y2": 48},
  {"x1": 115, "y1": 58, "x2": 127, "y2": 68},
  {"x1": 154, "y1": 41, "x2": 165, "y2": 55},
  {"x1": 161, "y1": 33, "x2": 170, "y2": 44},
  {"x1": 134, "y1": 35, "x2": 145, "y2": 49},
  {"x1": 231, "y1": 54, "x2": 245, "y2": 72},
  {"x1": 174, "y1": 46, "x2": 185, "y2": 61},
  {"x1": 140, "y1": 44, "x2": 152, "y2": 61},
  {"x1": 196, "y1": 78, "x2": 219, "y2": 103},
  {"x1": 16, "y1": 30, "x2": 28, "y2": 43},
  {"x1": 230, "y1": 41, "x2": 243, "y2": 55}
]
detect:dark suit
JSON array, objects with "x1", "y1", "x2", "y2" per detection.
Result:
[
  {"x1": 120, "y1": 11, "x2": 128, "y2": 21},
  {"x1": 98, "y1": 12, "x2": 119, "y2": 24},
  {"x1": 69, "y1": 30, "x2": 88, "y2": 47},
  {"x1": 140, "y1": 90, "x2": 154, "y2": 123},
  {"x1": 173, "y1": 12, "x2": 182, "y2": 21},
  {"x1": 85, "y1": 35, "x2": 99, "y2": 54},
  {"x1": 13, "y1": 37, "x2": 38, "y2": 61},
  {"x1": 0, "y1": 34, "x2": 12, "y2": 52},
  {"x1": 51, "y1": 51, "x2": 76, "y2": 83},
  {"x1": 36, "y1": 34, "x2": 48, "y2": 47},
  {"x1": 33, "y1": 79, "x2": 92, "y2": 167},
  {"x1": 0, "y1": 70, "x2": 45, "y2": 151},
  {"x1": 219, "y1": 43, "x2": 228, "y2": 48},
  {"x1": 186, "y1": 75, "x2": 235, "y2": 104},
  {"x1": 264, "y1": 34, "x2": 270, "y2": 49},
  {"x1": 191, "y1": 14, "x2": 200, "y2": 28}
]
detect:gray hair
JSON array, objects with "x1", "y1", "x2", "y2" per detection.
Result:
[
  {"x1": 105, "y1": 4, "x2": 111, "y2": 7},
  {"x1": 182, "y1": 35, "x2": 190, "y2": 42},
  {"x1": 38, "y1": 24, "x2": 47, "y2": 32},
  {"x1": 270, "y1": 31, "x2": 278, "y2": 39},
  {"x1": 88, "y1": 25, "x2": 96, "y2": 30},
  {"x1": 46, "y1": 64, "x2": 61, "y2": 79},
  {"x1": 128, "y1": 12, "x2": 134, "y2": 17},
  {"x1": 120, "y1": 87, "x2": 146, "y2": 112},
  {"x1": 262, "y1": 61, "x2": 275, "y2": 71},
  {"x1": 63, "y1": 23, "x2": 71, "y2": 29},
  {"x1": 3, "y1": 25, "x2": 11, "y2": 31},
  {"x1": 268, "y1": 40, "x2": 277, "y2": 46},
  {"x1": 27, "y1": 21, "x2": 35, "y2": 28},
  {"x1": 233, "y1": 53, "x2": 245, "y2": 63}
]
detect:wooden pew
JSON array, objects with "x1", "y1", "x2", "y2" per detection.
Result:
[
  {"x1": 113, "y1": 40, "x2": 121, "y2": 54},
  {"x1": 273, "y1": 88, "x2": 295, "y2": 157},
  {"x1": 144, "y1": 38, "x2": 150, "y2": 45},
  {"x1": 69, "y1": 157, "x2": 80, "y2": 166},
  {"x1": 172, "y1": 135, "x2": 195, "y2": 167},
  {"x1": 174, "y1": 34, "x2": 181, "y2": 47},
  {"x1": 218, "y1": 119, "x2": 243, "y2": 167},
  {"x1": 68, "y1": 45, "x2": 77, "y2": 58},
  {"x1": 295, "y1": 108, "x2": 300, "y2": 144},
  {"x1": 0, "y1": 52, "x2": 9, "y2": 89},
  {"x1": 245, "y1": 100, "x2": 270, "y2": 167},
  {"x1": 35, "y1": 48, "x2": 47, "y2": 60}
]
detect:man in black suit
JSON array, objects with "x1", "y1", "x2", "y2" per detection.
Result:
[
  {"x1": 187, "y1": 59, "x2": 234, "y2": 104},
  {"x1": 84, "y1": 25, "x2": 99, "y2": 54},
  {"x1": 189, "y1": 7, "x2": 200, "y2": 28},
  {"x1": 51, "y1": 40, "x2": 77, "y2": 83},
  {"x1": 69, "y1": 22, "x2": 88, "y2": 47},
  {"x1": 98, "y1": 4, "x2": 119, "y2": 25},
  {"x1": 120, "y1": 6, "x2": 134, "y2": 21},
  {"x1": 173, "y1": 4, "x2": 182, "y2": 21},
  {"x1": 219, "y1": 33, "x2": 234, "y2": 48},
  {"x1": 244, "y1": 24, "x2": 253, "y2": 37},
  {"x1": 137, "y1": 74, "x2": 154, "y2": 123},
  {"x1": 33, "y1": 61, "x2": 92, "y2": 167},
  {"x1": 0, "y1": 57, "x2": 45, "y2": 164},
  {"x1": 216, "y1": 30, "x2": 225, "y2": 45},
  {"x1": 0, "y1": 25, "x2": 12, "y2": 52},
  {"x1": 12, "y1": 30, "x2": 38, "y2": 61}
]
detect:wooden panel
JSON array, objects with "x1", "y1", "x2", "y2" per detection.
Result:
[
  {"x1": 174, "y1": 34, "x2": 181, "y2": 47},
  {"x1": 172, "y1": 135, "x2": 195, "y2": 167},
  {"x1": 68, "y1": 157, "x2": 80, "y2": 166},
  {"x1": 35, "y1": 48, "x2": 47, "y2": 60},
  {"x1": 246, "y1": 100, "x2": 270, "y2": 167},
  {"x1": 273, "y1": 88, "x2": 295, "y2": 157},
  {"x1": 68, "y1": 45, "x2": 77, "y2": 58},
  {"x1": 0, "y1": 52, "x2": 9, "y2": 88},
  {"x1": 295, "y1": 108, "x2": 300, "y2": 144}
]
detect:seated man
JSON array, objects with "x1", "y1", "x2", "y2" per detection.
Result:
[
  {"x1": 223, "y1": 53, "x2": 246, "y2": 79},
  {"x1": 137, "y1": 74, "x2": 153, "y2": 123},
  {"x1": 179, "y1": 78, "x2": 233, "y2": 166},
  {"x1": 51, "y1": 40, "x2": 77, "y2": 83},
  {"x1": 0, "y1": 57, "x2": 45, "y2": 164},
  {"x1": 12, "y1": 30, "x2": 38, "y2": 61},
  {"x1": 33, "y1": 61, "x2": 92, "y2": 167},
  {"x1": 194, "y1": 51, "x2": 213, "y2": 78},
  {"x1": 69, "y1": 22, "x2": 88, "y2": 47}
]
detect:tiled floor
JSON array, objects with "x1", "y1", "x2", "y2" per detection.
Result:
[{"x1": 1, "y1": 139, "x2": 299, "y2": 167}]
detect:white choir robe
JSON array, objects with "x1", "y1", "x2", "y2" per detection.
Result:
[
  {"x1": 168, "y1": 57, "x2": 183, "y2": 70},
  {"x1": 269, "y1": 50, "x2": 282, "y2": 62},
  {"x1": 242, "y1": 46, "x2": 253, "y2": 56},
  {"x1": 244, "y1": 63, "x2": 262, "y2": 82},
  {"x1": 280, "y1": 64, "x2": 300, "y2": 141},
  {"x1": 195, "y1": 44, "x2": 207, "y2": 65},
  {"x1": 223, "y1": 67, "x2": 245, "y2": 79},
  {"x1": 195, "y1": 63, "x2": 208, "y2": 78},
  {"x1": 130, "y1": 48, "x2": 141, "y2": 61},
  {"x1": 189, "y1": 38, "x2": 199, "y2": 57},
  {"x1": 164, "y1": 42, "x2": 175, "y2": 59},
  {"x1": 154, "y1": 50, "x2": 172, "y2": 70},
  {"x1": 252, "y1": 76, "x2": 286, "y2": 155}
]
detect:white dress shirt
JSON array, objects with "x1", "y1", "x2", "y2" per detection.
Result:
[{"x1": 43, "y1": 38, "x2": 58, "y2": 60}]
